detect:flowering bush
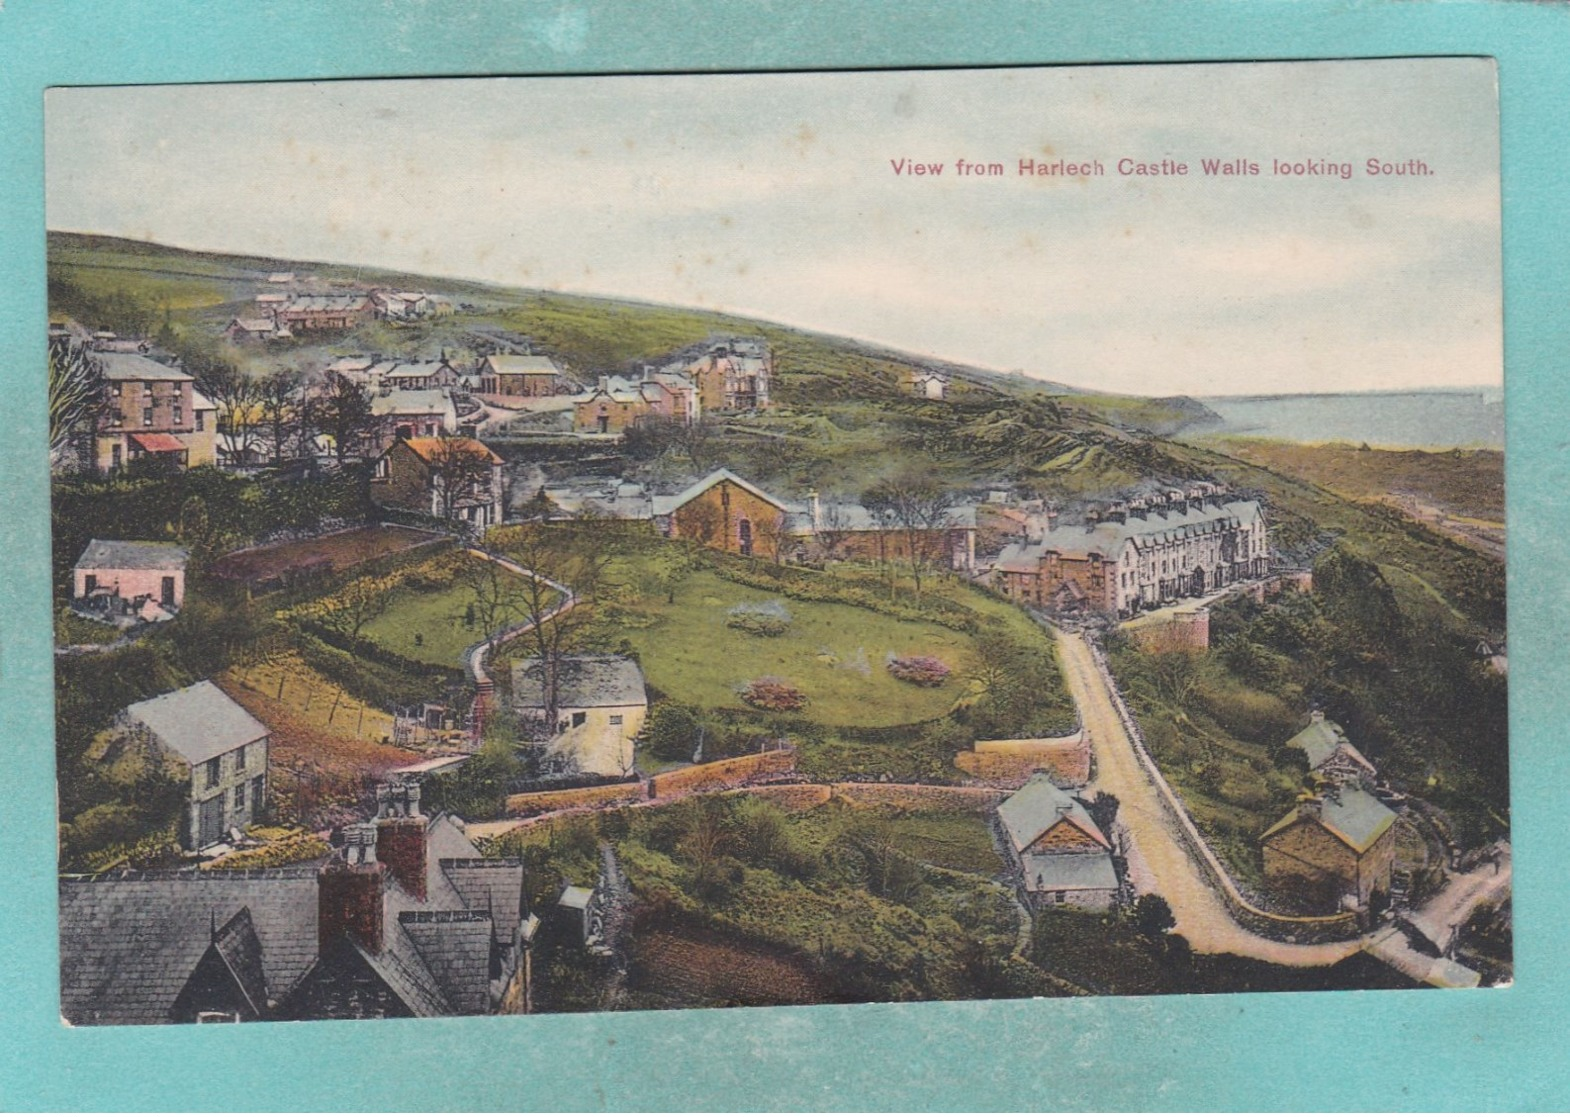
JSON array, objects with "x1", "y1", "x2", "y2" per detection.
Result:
[
  {"x1": 739, "y1": 676, "x2": 808, "y2": 711},
  {"x1": 887, "y1": 654, "x2": 952, "y2": 687},
  {"x1": 726, "y1": 599, "x2": 793, "y2": 637}
]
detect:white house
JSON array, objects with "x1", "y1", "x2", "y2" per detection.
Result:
[{"x1": 512, "y1": 655, "x2": 647, "y2": 777}]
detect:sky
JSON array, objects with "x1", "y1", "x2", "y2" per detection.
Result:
[{"x1": 45, "y1": 60, "x2": 1502, "y2": 396}]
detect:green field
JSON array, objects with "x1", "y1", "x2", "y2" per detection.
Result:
[
  {"x1": 592, "y1": 568, "x2": 971, "y2": 727},
  {"x1": 360, "y1": 571, "x2": 541, "y2": 668}
]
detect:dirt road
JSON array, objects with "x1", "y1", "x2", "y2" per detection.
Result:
[{"x1": 1054, "y1": 627, "x2": 1363, "y2": 967}]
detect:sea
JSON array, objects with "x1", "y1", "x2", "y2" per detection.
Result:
[{"x1": 1192, "y1": 388, "x2": 1503, "y2": 450}]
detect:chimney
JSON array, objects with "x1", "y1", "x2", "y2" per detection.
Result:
[
  {"x1": 1298, "y1": 794, "x2": 1323, "y2": 821},
  {"x1": 1309, "y1": 709, "x2": 1326, "y2": 724},
  {"x1": 808, "y1": 489, "x2": 823, "y2": 531},
  {"x1": 598, "y1": 375, "x2": 611, "y2": 393},
  {"x1": 375, "y1": 781, "x2": 427, "y2": 902},
  {"x1": 1046, "y1": 507, "x2": 1059, "y2": 532},
  {"x1": 318, "y1": 823, "x2": 385, "y2": 954}
]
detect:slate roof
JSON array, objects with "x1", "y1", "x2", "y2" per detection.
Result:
[
  {"x1": 1006, "y1": 499, "x2": 1264, "y2": 562},
  {"x1": 97, "y1": 351, "x2": 193, "y2": 382},
  {"x1": 996, "y1": 775, "x2": 1109, "y2": 853},
  {"x1": 512, "y1": 655, "x2": 647, "y2": 711},
  {"x1": 1287, "y1": 716, "x2": 1375, "y2": 774},
  {"x1": 58, "y1": 867, "x2": 319, "y2": 1026},
  {"x1": 1021, "y1": 850, "x2": 1119, "y2": 893},
  {"x1": 661, "y1": 468, "x2": 791, "y2": 514},
  {"x1": 1261, "y1": 787, "x2": 1397, "y2": 854},
  {"x1": 484, "y1": 353, "x2": 562, "y2": 376},
  {"x1": 75, "y1": 539, "x2": 188, "y2": 572},
  {"x1": 123, "y1": 680, "x2": 270, "y2": 766},
  {"x1": 371, "y1": 389, "x2": 454, "y2": 417},
  {"x1": 60, "y1": 813, "x2": 526, "y2": 1025}
]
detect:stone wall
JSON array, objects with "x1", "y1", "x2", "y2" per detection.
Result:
[
  {"x1": 954, "y1": 730, "x2": 1090, "y2": 788},
  {"x1": 828, "y1": 783, "x2": 1006, "y2": 812},
  {"x1": 1128, "y1": 608, "x2": 1210, "y2": 653},
  {"x1": 647, "y1": 748, "x2": 797, "y2": 798},
  {"x1": 504, "y1": 780, "x2": 647, "y2": 817}
]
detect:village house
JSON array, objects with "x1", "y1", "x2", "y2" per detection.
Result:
[
  {"x1": 512, "y1": 655, "x2": 648, "y2": 778},
  {"x1": 1287, "y1": 711, "x2": 1378, "y2": 786},
  {"x1": 371, "y1": 290, "x2": 437, "y2": 320},
  {"x1": 370, "y1": 435, "x2": 506, "y2": 529},
  {"x1": 265, "y1": 271, "x2": 295, "y2": 285},
  {"x1": 370, "y1": 388, "x2": 458, "y2": 449},
  {"x1": 653, "y1": 468, "x2": 978, "y2": 571},
  {"x1": 570, "y1": 375, "x2": 687, "y2": 434},
  {"x1": 86, "y1": 332, "x2": 154, "y2": 355},
  {"x1": 118, "y1": 680, "x2": 271, "y2": 851},
  {"x1": 273, "y1": 293, "x2": 375, "y2": 332},
  {"x1": 996, "y1": 775, "x2": 1118, "y2": 910},
  {"x1": 221, "y1": 316, "x2": 289, "y2": 344},
  {"x1": 993, "y1": 488, "x2": 1269, "y2": 617},
  {"x1": 681, "y1": 337, "x2": 773, "y2": 411},
  {"x1": 1261, "y1": 786, "x2": 1397, "y2": 914},
  {"x1": 477, "y1": 353, "x2": 571, "y2": 398},
  {"x1": 72, "y1": 539, "x2": 188, "y2": 624},
  {"x1": 909, "y1": 370, "x2": 949, "y2": 400},
  {"x1": 58, "y1": 781, "x2": 535, "y2": 1023},
  {"x1": 93, "y1": 351, "x2": 216, "y2": 472},
  {"x1": 376, "y1": 356, "x2": 461, "y2": 393}
]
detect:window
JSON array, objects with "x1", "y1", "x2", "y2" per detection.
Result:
[
  {"x1": 111, "y1": 383, "x2": 122, "y2": 396},
  {"x1": 234, "y1": 745, "x2": 246, "y2": 772},
  {"x1": 234, "y1": 781, "x2": 246, "y2": 811},
  {"x1": 608, "y1": 714, "x2": 623, "y2": 726},
  {"x1": 195, "y1": 411, "x2": 204, "y2": 431},
  {"x1": 571, "y1": 711, "x2": 587, "y2": 728},
  {"x1": 204, "y1": 757, "x2": 221, "y2": 788},
  {"x1": 251, "y1": 775, "x2": 265, "y2": 812},
  {"x1": 172, "y1": 405, "x2": 182, "y2": 424},
  {"x1": 143, "y1": 407, "x2": 154, "y2": 427},
  {"x1": 111, "y1": 444, "x2": 122, "y2": 469}
]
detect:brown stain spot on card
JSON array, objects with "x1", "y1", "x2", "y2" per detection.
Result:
[
  {"x1": 378, "y1": 228, "x2": 391, "y2": 242},
  {"x1": 893, "y1": 90, "x2": 916, "y2": 118},
  {"x1": 1040, "y1": 144, "x2": 1056, "y2": 157},
  {"x1": 1349, "y1": 205, "x2": 1376, "y2": 230},
  {"x1": 719, "y1": 215, "x2": 733, "y2": 228}
]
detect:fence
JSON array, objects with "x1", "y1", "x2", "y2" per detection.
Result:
[
  {"x1": 1083, "y1": 635, "x2": 1358, "y2": 944},
  {"x1": 647, "y1": 748, "x2": 798, "y2": 799}
]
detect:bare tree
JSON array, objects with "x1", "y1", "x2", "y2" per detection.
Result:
[
  {"x1": 256, "y1": 368, "x2": 306, "y2": 466},
  {"x1": 810, "y1": 494, "x2": 855, "y2": 563},
  {"x1": 456, "y1": 549, "x2": 528, "y2": 637},
  {"x1": 47, "y1": 337, "x2": 104, "y2": 472},
  {"x1": 863, "y1": 468, "x2": 953, "y2": 596},
  {"x1": 425, "y1": 435, "x2": 498, "y2": 522},
  {"x1": 194, "y1": 360, "x2": 263, "y2": 468},
  {"x1": 313, "y1": 372, "x2": 378, "y2": 465}
]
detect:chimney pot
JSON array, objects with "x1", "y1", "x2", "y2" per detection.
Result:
[{"x1": 318, "y1": 826, "x2": 385, "y2": 954}]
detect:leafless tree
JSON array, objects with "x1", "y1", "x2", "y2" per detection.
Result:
[
  {"x1": 47, "y1": 337, "x2": 104, "y2": 472},
  {"x1": 256, "y1": 368, "x2": 306, "y2": 466},
  {"x1": 425, "y1": 435, "x2": 498, "y2": 522},
  {"x1": 863, "y1": 468, "x2": 953, "y2": 596}
]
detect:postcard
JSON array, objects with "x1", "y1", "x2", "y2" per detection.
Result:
[{"x1": 45, "y1": 58, "x2": 1506, "y2": 1025}]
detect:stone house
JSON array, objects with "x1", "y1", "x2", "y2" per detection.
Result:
[
  {"x1": 72, "y1": 539, "x2": 189, "y2": 621},
  {"x1": 370, "y1": 435, "x2": 505, "y2": 529},
  {"x1": 1287, "y1": 711, "x2": 1377, "y2": 785},
  {"x1": 273, "y1": 293, "x2": 374, "y2": 332},
  {"x1": 909, "y1": 370, "x2": 949, "y2": 399},
  {"x1": 511, "y1": 655, "x2": 648, "y2": 777},
  {"x1": 369, "y1": 388, "x2": 458, "y2": 450},
  {"x1": 1261, "y1": 786, "x2": 1396, "y2": 912},
  {"x1": 58, "y1": 781, "x2": 534, "y2": 1023},
  {"x1": 478, "y1": 353, "x2": 569, "y2": 397},
  {"x1": 684, "y1": 337, "x2": 772, "y2": 411},
  {"x1": 222, "y1": 316, "x2": 287, "y2": 344},
  {"x1": 996, "y1": 774, "x2": 1117, "y2": 910},
  {"x1": 94, "y1": 352, "x2": 217, "y2": 472},
  {"x1": 657, "y1": 469, "x2": 795, "y2": 559},
  {"x1": 994, "y1": 490, "x2": 1269, "y2": 617},
  {"x1": 119, "y1": 680, "x2": 271, "y2": 851}
]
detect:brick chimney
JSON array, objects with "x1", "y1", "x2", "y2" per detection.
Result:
[
  {"x1": 318, "y1": 823, "x2": 384, "y2": 955},
  {"x1": 375, "y1": 780, "x2": 427, "y2": 902},
  {"x1": 808, "y1": 489, "x2": 823, "y2": 531}
]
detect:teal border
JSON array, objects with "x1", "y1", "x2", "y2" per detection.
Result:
[{"x1": 1, "y1": 2, "x2": 1562, "y2": 1110}]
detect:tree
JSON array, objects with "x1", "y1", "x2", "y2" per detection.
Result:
[
  {"x1": 425, "y1": 435, "x2": 498, "y2": 521},
  {"x1": 194, "y1": 359, "x2": 262, "y2": 467},
  {"x1": 313, "y1": 372, "x2": 378, "y2": 464},
  {"x1": 1131, "y1": 893, "x2": 1176, "y2": 940},
  {"x1": 645, "y1": 703, "x2": 703, "y2": 762},
  {"x1": 863, "y1": 467, "x2": 953, "y2": 595},
  {"x1": 256, "y1": 368, "x2": 306, "y2": 466},
  {"x1": 47, "y1": 337, "x2": 105, "y2": 472},
  {"x1": 809, "y1": 494, "x2": 855, "y2": 562},
  {"x1": 455, "y1": 550, "x2": 528, "y2": 637},
  {"x1": 1085, "y1": 791, "x2": 1120, "y2": 839}
]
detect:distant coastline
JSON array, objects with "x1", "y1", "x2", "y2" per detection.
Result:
[{"x1": 1190, "y1": 387, "x2": 1503, "y2": 450}]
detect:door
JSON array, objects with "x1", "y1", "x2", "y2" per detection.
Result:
[
  {"x1": 161, "y1": 576, "x2": 176, "y2": 607},
  {"x1": 597, "y1": 413, "x2": 610, "y2": 433},
  {"x1": 197, "y1": 795, "x2": 226, "y2": 848}
]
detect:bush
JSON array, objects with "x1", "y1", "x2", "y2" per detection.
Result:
[
  {"x1": 725, "y1": 600, "x2": 793, "y2": 637},
  {"x1": 887, "y1": 654, "x2": 951, "y2": 687},
  {"x1": 646, "y1": 703, "x2": 704, "y2": 762},
  {"x1": 739, "y1": 676, "x2": 808, "y2": 712}
]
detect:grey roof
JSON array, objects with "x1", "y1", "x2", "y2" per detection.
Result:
[
  {"x1": 123, "y1": 680, "x2": 269, "y2": 766},
  {"x1": 484, "y1": 353, "x2": 561, "y2": 375},
  {"x1": 371, "y1": 389, "x2": 453, "y2": 416},
  {"x1": 441, "y1": 858, "x2": 525, "y2": 945},
  {"x1": 58, "y1": 867, "x2": 319, "y2": 1026},
  {"x1": 399, "y1": 911, "x2": 495, "y2": 1014},
  {"x1": 1011, "y1": 499, "x2": 1264, "y2": 561},
  {"x1": 996, "y1": 775, "x2": 1108, "y2": 853},
  {"x1": 1262, "y1": 787, "x2": 1396, "y2": 854},
  {"x1": 1021, "y1": 850, "x2": 1119, "y2": 893},
  {"x1": 559, "y1": 885, "x2": 593, "y2": 910},
  {"x1": 75, "y1": 539, "x2": 188, "y2": 572},
  {"x1": 512, "y1": 655, "x2": 647, "y2": 710},
  {"x1": 97, "y1": 351, "x2": 193, "y2": 382},
  {"x1": 211, "y1": 907, "x2": 270, "y2": 1015},
  {"x1": 1287, "y1": 716, "x2": 1375, "y2": 774}
]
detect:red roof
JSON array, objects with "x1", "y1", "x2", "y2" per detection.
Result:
[{"x1": 130, "y1": 432, "x2": 187, "y2": 453}]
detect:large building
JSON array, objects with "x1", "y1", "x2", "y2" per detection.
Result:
[
  {"x1": 59, "y1": 782, "x2": 535, "y2": 1023},
  {"x1": 994, "y1": 490, "x2": 1269, "y2": 617},
  {"x1": 682, "y1": 337, "x2": 772, "y2": 412},
  {"x1": 93, "y1": 352, "x2": 217, "y2": 472},
  {"x1": 477, "y1": 353, "x2": 569, "y2": 397}
]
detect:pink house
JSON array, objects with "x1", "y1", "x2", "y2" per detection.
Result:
[{"x1": 73, "y1": 539, "x2": 189, "y2": 616}]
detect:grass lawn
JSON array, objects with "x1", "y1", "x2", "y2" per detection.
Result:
[
  {"x1": 593, "y1": 568, "x2": 971, "y2": 727},
  {"x1": 874, "y1": 810, "x2": 1003, "y2": 875},
  {"x1": 55, "y1": 611, "x2": 122, "y2": 646},
  {"x1": 359, "y1": 569, "x2": 543, "y2": 668}
]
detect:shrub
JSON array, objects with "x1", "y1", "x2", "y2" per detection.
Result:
[
  {"x1": 739, "y1": 676, "x2": 808, "y2": 712},
  {"x1": 646, "y1": 702, "x2": 704, "y2": 762},
  {"x1": 887, "y1": 653, "x2": 951, "y2": 687},
  {"x1": 725, "y1": 599, "x2": 792, "y2": 637}
]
